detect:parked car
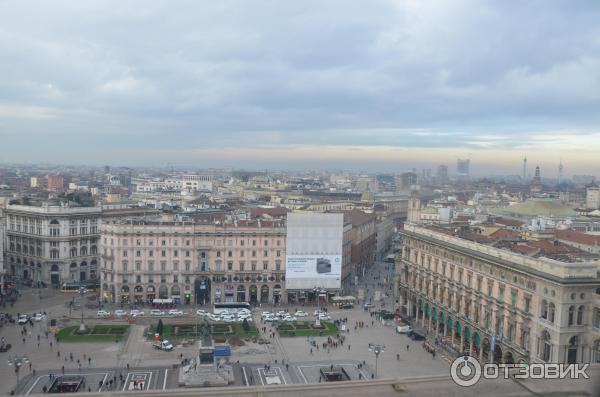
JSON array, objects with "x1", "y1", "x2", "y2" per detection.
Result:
[
  {"x1": 33, "y1": 313, "x2": 47, "y2": 322},
  {"x1": 238, "y1": 308, "x2": 251, "y2": 315},
  {"x1": 294, "y1": 311, "x2": 308, "y2": 317},
  {"x1": 130, "y1": 309, "x2": 145, "y2": 317},
  {"x1": 150, "y1": 309, "x2": 164, "y2": 316},
  {"x1": 264, "y1": 315, "x2": 277, "y2": 322},
  {"x1": 207, "y1": 314, "x2": 220, "y2": 322},
  {"x1": 152, "y1": 340, "x2": 174, "y2": 351},
  {"x1": 340, "y1": 304, "x2": 354, "y2": 309},
  {"x1": 318, "y1": 313, "x2": 331, "y2": 320},
  {"x1": 114, "y1": 309, "x2": 127, "y2": 317},
  {"x1": 168, "y1": 309, "x2": 184, "y2": 316},
  {"x1": 0, "y1": 344, "x2": 12, "y2": 353},
  {"x1": 196, "y1": 309, "x2": 209, "y2": 316},
  {"x1": 363, "y1": 303, "x2": 374, "y2": 309},
  {"x1": 17, "y1": 314, "x2": 29, "y2": 325},
  {"x1": 283, "y1": 316, "x2": 297, "y2": 322},
  {"x1": 396, "y1": 324, "x2": 412, "y2": 334},
  {"x1": 96, "y1": 310, "x2": 111, "y2": 318}
]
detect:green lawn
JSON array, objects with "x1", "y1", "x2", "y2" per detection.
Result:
[
  {"x1": 56, "y1": 324, "x2": 130, "y2": 342},
  {"x1": 147, "y1": 321, "x2": 258, "y2": 341},
  {"x1": 277, "y1": 320, "x2": 338, "y2": 337}
]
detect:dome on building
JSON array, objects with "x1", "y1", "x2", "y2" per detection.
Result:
[{"x1": 489, "y1": 199, "x2": 577, "y2": 218}]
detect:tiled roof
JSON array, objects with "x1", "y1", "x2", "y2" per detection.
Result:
[{"x1": 555, "y1": 229, "x2": 600, "y2": 246}]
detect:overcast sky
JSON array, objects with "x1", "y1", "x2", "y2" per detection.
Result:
[{"x1": 1, "y1": 0, "x2": 600, "y2": 175}]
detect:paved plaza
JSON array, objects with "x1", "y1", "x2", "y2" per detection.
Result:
[{"x1": 0, "y1": 257, "x2": 454, "y2": 395}]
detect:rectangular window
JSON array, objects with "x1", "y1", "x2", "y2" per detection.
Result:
[
  {"x1": 148, "y1": 262, "x2": 154, "y2": 272},
  {"x1": 239, "y1": 262, "x2": 245, "y2": 271},
  {"x1": 227, "y1": 262, "x2": 233, "y2": 271},
  {"x1": 511, "y1": 290, "x2": 517, "y2": 307},
  {"x1": 252, "y1": 251, "x2": 256, "y2": 257},
  {"x1": 276, "y1": 250, "x2": 281, "y2": 257},
  {"x1": 263, "y1": 262, "x2": 268, "y2": 270},
  {"x1": 275, "y1": 263, "x2": 281, "y2": 271},
  {"x1": 264, "y1": 240, "x2": 268, "y2": 246},
  {"x1": 161, "y1": 262, "x2": 166, "y2": 272},
  {"x1": 263, "y1": 250, "x2": 268, "y2": 257},
  {"x1": 185, "y1": 262, "x2": 190, "y2": 272},
  {"x1": 161, "y1": 250, "x2": 166, "y2": 257},
  {"x1": 251, "y1": 262, "x2": 256, "y2": 271}
]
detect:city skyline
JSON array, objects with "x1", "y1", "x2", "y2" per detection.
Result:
[{"x1": 1, "y1": 1, "x2": 600, "y2": 173}]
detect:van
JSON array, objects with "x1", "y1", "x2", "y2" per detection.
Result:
[{"x1": 396, "y1": 324, "x2": 412, "y2": 334}]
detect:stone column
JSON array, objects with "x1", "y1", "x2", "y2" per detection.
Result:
[
  {"x1": 469, "y1": 338, "x2": 474, "y2": 357},
  {"x1": 428, "y1": 312, "x2": 432, "y2": 333},
  {"x1": 460, "y1": 332, "x2": 465, "y2": 354},
  {"x1": 451, "y1": 324, "x2": 455, "y2": 347},
  {"x1": 422, "y1": 307, "x2": 426, "y2": 327}
]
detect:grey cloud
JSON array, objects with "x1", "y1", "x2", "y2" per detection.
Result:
[{"x1": 1, "y1": 0, "x2": 600, "y2": 164}]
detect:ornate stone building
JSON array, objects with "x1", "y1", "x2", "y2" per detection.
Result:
[
  {"x1": 3, "y1": 204, "x2": 101, "y2": 285},
  {"x1": 99, "y1": 219, "x2": 286, "y2": 305},
  {"x1": 397, "y1": 224, "x2": 600, "y2": 364}
]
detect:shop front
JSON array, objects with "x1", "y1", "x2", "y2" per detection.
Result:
[
  {"x1": 225, "y1": 286, "x2": 234, "y2": 303},
  {"x1": 273, "y1": 284, "x2": 282, "y2": 304},
  {"x1": 120, "y1": 285, "x2": 130, "y2": 304},
  {"x1": 134, "y1": 285, "x2": 144, "y2": 304},
  {"x1": 146, "y1": 285, "x2": 156, "y2": 303}
]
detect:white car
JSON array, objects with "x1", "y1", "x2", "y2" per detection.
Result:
[
  {"x1": 264, "y1": 315, "x2": 277, "y2": 322},
  {"x1": 114, "y1": 309, "x2": 127, "y2": 317},
  {"x1": 168, "y1": 309, "x2": 184, "y2": 316},
  {"x1": 207, "y1": 314, "x2": 220, "y2": 322},
  {"x1": 261, "y1": 311, "x2": 272, "y2": 316},
  {"x1": 238, "y1": 308, "x2": 251, "y2": 315},
  {"x1": 294, "y1": 311, "x2": 308, "y2": 317},
  {"x1": 196, "y1": 309, "x2": 209, "y2": 316},
  {"x1": 130, "y1": 309, "x2": 145, "y2": 317},
  {"x1": 150, "y1": 309, "x2": 164, "y2": 316},
  {"x1": 318, "y1": 313, "x2": 331, "y2": 320},
  {"x1": 97, "y1": 310, "x2": 111, "y2": 318},
  {"x1": 33, "y1": 313, "x2": 47, "y2": 322},
  {"x1": 18, "y1": 314, "x2": 29, "y2": 324},
  {"x1": 283, "y1": 316, "x2": 297, "y2": 322},
  {"x1": 277, "y1": 311, "x2": 288, "y2": 316}
]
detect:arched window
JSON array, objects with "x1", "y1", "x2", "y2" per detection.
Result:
[
  {"x1": 540, "y1": 330, "x2": 552, "y2": 362},
  {"x1": 49, "y1": 219, "x2": 60, "y2": 236},
  {"x1": 577, "y1": 306, "x2": 584, "y2": 325},
  {"x1": 548, "y1": 302, "x2": 555, "y2": 323},
  {"x1": 80, "y1": 246, "x2": 88, "y2": 256},
  {"x1": 70, "y1": 248, "x2": 77, "y2": 257},
  {"x1": 541, "y1": 300, "x2": 548, "y2": 319},
  {"x1": 568, "y1": 306, "x2": 575, "y2": 326}
]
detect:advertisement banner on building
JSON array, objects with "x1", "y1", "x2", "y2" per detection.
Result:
[
  {"x1": 286, "y1": 255, "x2": 342, "y2": 287},
  {"x1": 285, "y1": 213, "x2": 344, "y2": 290}
]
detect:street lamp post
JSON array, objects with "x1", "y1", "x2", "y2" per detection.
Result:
[
  {"x1": 79, "y1": 288, "x2": 86, "y2": 332},
  {"x1": 368, "y1": 343, "x2": 385, "y2": 378}
]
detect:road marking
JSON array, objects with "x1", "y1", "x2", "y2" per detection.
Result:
[
  {"x1": 163, "y1": 369, "x2": 168, "y2": 390},
  {"x1": 242, "y1": 366, "x2": 249, "y2": 386},
  {"x1": 26, "y1": 373, "x2": 110, "y2": 395}
]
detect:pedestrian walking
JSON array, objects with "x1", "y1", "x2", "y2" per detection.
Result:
[{"x1": 406, "y1": 344, "x2": 410, "y2": 352}]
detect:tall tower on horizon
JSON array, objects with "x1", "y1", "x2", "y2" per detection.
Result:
[
  {"x1": 522, "y1": 156, "x2": 527, "y2": 181},
  {"x1": 558, "y1": 160, "x2": 564, "y2": 185}
]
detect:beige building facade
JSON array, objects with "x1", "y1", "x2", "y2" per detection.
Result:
[
  {"x1": 99, "y1": 220, "x2": 286, "y2": 305},
  {"x1": 397, "y1": 224, "x2": 600, "y2": 365}
]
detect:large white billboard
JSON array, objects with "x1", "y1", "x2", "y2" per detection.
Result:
[{"x1": 285, "y1": 213, "x2": 344, "y2": 290}]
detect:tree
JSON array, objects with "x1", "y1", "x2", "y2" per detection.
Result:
[
  {"x1": 156, "y1": 319, "x2": 164, "y2": 337},
  {"x1": 242, "y1": 318, "x2": 250, "y2": 333}
]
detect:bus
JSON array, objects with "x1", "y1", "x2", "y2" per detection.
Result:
[
  {"x1": 60, "y1": 283, "x2": 86, "y2": 294},
  {"x1": 213, "y1": 302, "x2": 251, "y2": 315}
]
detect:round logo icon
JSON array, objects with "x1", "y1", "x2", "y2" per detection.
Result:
[{"x1": 450, "y1": 356, "x2": 482, "y2": 387}]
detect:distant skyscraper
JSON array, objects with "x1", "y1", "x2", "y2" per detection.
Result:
[
  {"x1": 456, "y1": 159, "x2": 470, "y2": 181},
  {"x1": 437, "y1": 165, "x2": 448, "y2": 183},
  {"x1": 558, "y1": 160, "x2": 563, "y2": 185},
  {"x1": 531, "y1": 165, "x2": 543, "y2": 193},
  {"x1": 522, "y1": 156, "x2": 527, "y2": 181}
]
